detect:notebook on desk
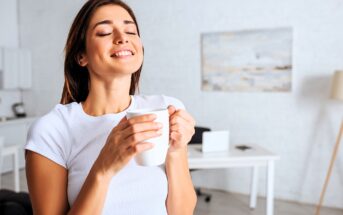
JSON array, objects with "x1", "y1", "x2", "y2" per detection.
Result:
[{"x1": 202, "y1": 130, "x2": 230, "y2": 153}]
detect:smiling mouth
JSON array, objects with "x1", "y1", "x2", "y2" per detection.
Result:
[{"x1": 111, "y1": 50, "x2": 135, "y2": 58}]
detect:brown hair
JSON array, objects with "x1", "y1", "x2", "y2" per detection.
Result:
[{"x1": 60, "y1": 0, "x2": 142, "y2": 104}]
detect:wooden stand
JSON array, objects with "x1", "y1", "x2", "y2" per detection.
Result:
[{"x1": 315, "y1": 120, "x2": 343, "y2": 215}]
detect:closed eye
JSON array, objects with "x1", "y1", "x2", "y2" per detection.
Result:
[
  {"x1": 126, "y1": 32, "x2": 136, "y2": 35},
  {"x1": 96, "y1": 32, "x2": 112, "y2": 37}
]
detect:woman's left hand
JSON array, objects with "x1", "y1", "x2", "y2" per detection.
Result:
[{"x1": 167, "y1": 105, "x2": 195, "y2": 153}]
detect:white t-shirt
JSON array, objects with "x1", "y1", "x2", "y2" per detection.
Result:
[{"x1": 25, "y1": 95, "x2": 185, "y2": 215}]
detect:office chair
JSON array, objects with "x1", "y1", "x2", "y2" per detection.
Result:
[{"x1": 189, "y1": 126, "x2": 212, "y2": 202}]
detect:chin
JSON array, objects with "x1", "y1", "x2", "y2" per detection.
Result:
[
  {"x1": 110, "y1": 67, "x2": 140, "y2": 76},
  {"x1": 115, "y1": 64, "x2": 141, "y2": 74}
]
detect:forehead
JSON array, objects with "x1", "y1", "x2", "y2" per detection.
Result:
[{"x1": 89, "y1": 4, "x2": 134, "y2": 26}]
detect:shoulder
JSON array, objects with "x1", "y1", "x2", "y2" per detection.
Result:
[
  {"x1": 26, "y1": 103, "x2": 76, "y2": 168},
  {"x1": 29, "y1": 103, "x2": 75, "y2": 134},
  {"x1": 133, "y1": 94, "x2": 185, "y2": 110}
]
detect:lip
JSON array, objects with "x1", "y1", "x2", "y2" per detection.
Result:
[{"x1": 111, "y1": 48, "x2": 135, "y2": 58}]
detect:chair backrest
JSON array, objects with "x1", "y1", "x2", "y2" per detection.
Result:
[{"x1": 189, "y1": 126, "x2": 211, "y2": 144}]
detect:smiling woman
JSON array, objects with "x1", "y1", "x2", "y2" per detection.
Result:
[
  {"x1": 24, "y1": 0, "x2": 196, "y2": 215},
  {"x1": 61, "y1": 1, "x2": 143, "y2": 104}
]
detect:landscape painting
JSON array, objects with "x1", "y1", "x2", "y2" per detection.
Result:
[{"x1": 201, "y1": 27, "x2": 293, "y2": 92}]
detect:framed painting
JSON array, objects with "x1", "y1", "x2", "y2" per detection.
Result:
[{"x1": 201, "y1": 27, "x2": 293, "y2": 92}]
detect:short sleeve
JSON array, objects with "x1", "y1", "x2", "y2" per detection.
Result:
[
  {"x1": 25, "y1": 111, "x2": 69, "y2": 168},
  {"x1": 162, "y1": 95, "x2": 186, "y2": 110}
]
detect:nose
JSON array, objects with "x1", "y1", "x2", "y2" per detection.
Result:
[{"x1": 113, "y1": 32, "x2": 128, "y2": 45}]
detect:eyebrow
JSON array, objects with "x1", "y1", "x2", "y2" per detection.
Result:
[{"x1": 92, "y1": 19, "x2": 135, "y2": 29}]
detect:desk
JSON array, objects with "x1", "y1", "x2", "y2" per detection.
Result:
[
  {"x1": 0, "y1": 144, "x2": 20, "y2": 192},
  {"x1": 188, "y1": 144, "x2": 280, "y2": 215},
  {"x1": 0, "y1": 117, "x2": 36, "y2": 174}
]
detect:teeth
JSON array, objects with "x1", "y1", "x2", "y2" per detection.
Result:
[{"x1": 114, "y1": 51, "x2": 133, "y2": 57}]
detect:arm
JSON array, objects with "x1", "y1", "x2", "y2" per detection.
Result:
[
  {"x1": 67, "y1": 159, "x2": 112, "y2": 214},
  {"x1": 26, "y1": 151, "x2": 113, "y2": 215},
  {"x1": 165, "y1": 148, "x2": 197, "y2": 215},
  {"x1": 166, "y1": 106, "x2": 197, "y2": 215},
  {"x1": 26, "y1": 151, "x2": 69, "y2": 215},
  {"x1": 26, "y1": 114, "x2": 162, "y2": 214}
]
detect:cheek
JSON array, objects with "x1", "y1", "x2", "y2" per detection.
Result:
[
  {"x1": 137, "y1": 50, "x2": 143, "y2": 63},
  {"x1": 85, "y1": 39, "x2": 106, "y2": 60},
  {"x1": 135, "y1": 41, "x2": 144, "y2": 63},
  {"x1": 134, "y1": 53, "x2": 144, "y2": 71}
]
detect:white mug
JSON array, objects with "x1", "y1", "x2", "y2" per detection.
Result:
[{"x1": 126, "y1": 108, "x2": 169, "y2": 166}]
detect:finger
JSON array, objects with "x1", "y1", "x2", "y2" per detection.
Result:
[
  {"x1": 126, "y1": 142, "x2": 154, "y2": 157},
  {"x1": 121, "y1": 121, "x2": 163, "y2": 139},
  {"x1": 125, "y1": 145, "x2": 137, "y2": 157},
  {"x1": 125, "y1": 129, "x2": 162, "y2": 144},
  {"x1": 168, "y1": 105, "x2": 176, "y2": 116},
  {"x1": 170, "y1": 122, "x2": 193, "y2": 134},
  {"x1": 170, "y1": 117, "x2": 195, "y2": 137},
  {"x1": 170, "y1": 114, "x2": 193, "y2": 128},
  {"x1": 123, "y1": 114, "x2": 157, "y2": 129},
  {"x1": 108, "y1": 116, "x2": 128, "y2": 136},
  {"x1": 134, "y1": 142, "x2": 154, "y2": 154},
  {"x1": 171, "y1": 109, "x2": 195, "y2": 126},
  {"x1": 170, "y1": 123, "x2": 194, "y2": 142}
]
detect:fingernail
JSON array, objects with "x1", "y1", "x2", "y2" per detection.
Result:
[
  {"x1": 156, "y1": 123, "x2": 163, "y2": 128},
  {"x1": 156, "y1": 129, "x2": 162, "y2": 134}
]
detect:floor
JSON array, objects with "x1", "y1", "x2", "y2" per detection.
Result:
[
  {"x1": 1, "y1": 170, "x2": 342, "y2": 215},
  {"x1": 194, "y1": 189, "x2": 343, "y2": 215}
]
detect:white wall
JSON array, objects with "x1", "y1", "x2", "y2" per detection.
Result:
[
  {"x1": 0, "y1": 0, "x2": 19, "y2": 48},
  {"x1": 19, "y1": 0, "x2": 85, "y2": 115},
  {"x1": 18, "y1": 0, "x2": 343, "y2": 208},
  {"x1": 0, "y1": 0, "x2": 22, "y2": 117}
]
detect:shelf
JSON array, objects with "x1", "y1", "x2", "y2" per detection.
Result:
[{"x1": 0, "y1": 116, "x2": 37, "y2": 126}]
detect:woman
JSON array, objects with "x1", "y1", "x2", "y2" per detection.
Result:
[{"x1": 24, "y1": 0, "x2": 197, "y2": 214}]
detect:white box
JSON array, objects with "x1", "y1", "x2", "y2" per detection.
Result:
[{"x1": 202, "y1": 130, "x2": 230, "y2": 153}]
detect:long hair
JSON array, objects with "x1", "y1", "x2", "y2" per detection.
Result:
[{"x1": 60, "y1": 0, "x2": 142, "y2": 104}]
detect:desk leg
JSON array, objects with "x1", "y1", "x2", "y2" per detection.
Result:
[
  {"x1": 250, "y1": 166, "x2": 259, "y2": 209},
  {"x1": 266, "y1": 161, "x2": 274, "y2": 215},
  {"x1": 0, "y1": 153, "x2": 3, "y2": 188},
  {"x1": 13, "y1": 149, "x2": 20, "y2": 192}
]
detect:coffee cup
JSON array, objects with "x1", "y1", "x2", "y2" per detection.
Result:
[{"x1": 126, "y1": 108, "x2": 169, "y2": 166}]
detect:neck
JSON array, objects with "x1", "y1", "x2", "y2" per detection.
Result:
[{"x1": 82, "y1": 75, "x2": 132, "y2": 116}]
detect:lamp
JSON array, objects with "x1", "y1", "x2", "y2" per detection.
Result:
[{"x1": 315, "y1": 70, "x2": 343, "y2": 215}]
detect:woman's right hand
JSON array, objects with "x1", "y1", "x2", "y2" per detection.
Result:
[{"x1": 93, "y1": 114, "x2": 162, "y2": 178}]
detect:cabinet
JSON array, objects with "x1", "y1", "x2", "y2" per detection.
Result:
[
  {"x1": 0, "y1": 48, "x2": 32, "y2": 89},
  {"x1": 0, "y1": 1, "x2": 19, "y2": 48}
]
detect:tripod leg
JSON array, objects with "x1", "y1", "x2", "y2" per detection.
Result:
[{"x1": 315, "y1": 120, "x2": 343, "y2": 215}]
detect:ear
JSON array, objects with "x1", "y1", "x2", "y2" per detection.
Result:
[{"x1": 78, "y1": 53, "x2": 88, "y2": 67}]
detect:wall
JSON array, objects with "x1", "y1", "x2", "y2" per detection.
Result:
[
  {"x1": 18, "y1": 0, "x2": 85, "y2": 115},
  {"x1": 0, "y1": 0, "x2": 21, "y2": 117},
  {"x1": 0, "y1": 0, "x2": 19, "y2": 47},
  {"x1": 18, "y1": 0, "x2": 343, "y2": 208}
]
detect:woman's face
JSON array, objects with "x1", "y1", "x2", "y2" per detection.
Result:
[{"x1": 81, "y1": 5, "x2": 143, "y2": 78}]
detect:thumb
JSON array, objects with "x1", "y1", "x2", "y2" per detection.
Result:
[{"x1": 168, "y1": 105, "x2": 176, "y2": 116}]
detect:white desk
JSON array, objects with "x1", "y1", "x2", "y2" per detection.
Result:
[
  {"x1": 188, "y1": 144, "x2": 280, "y2": 215},
  {"x1": 0, "y1": 144, "x2": 20, "y2": 192}
]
